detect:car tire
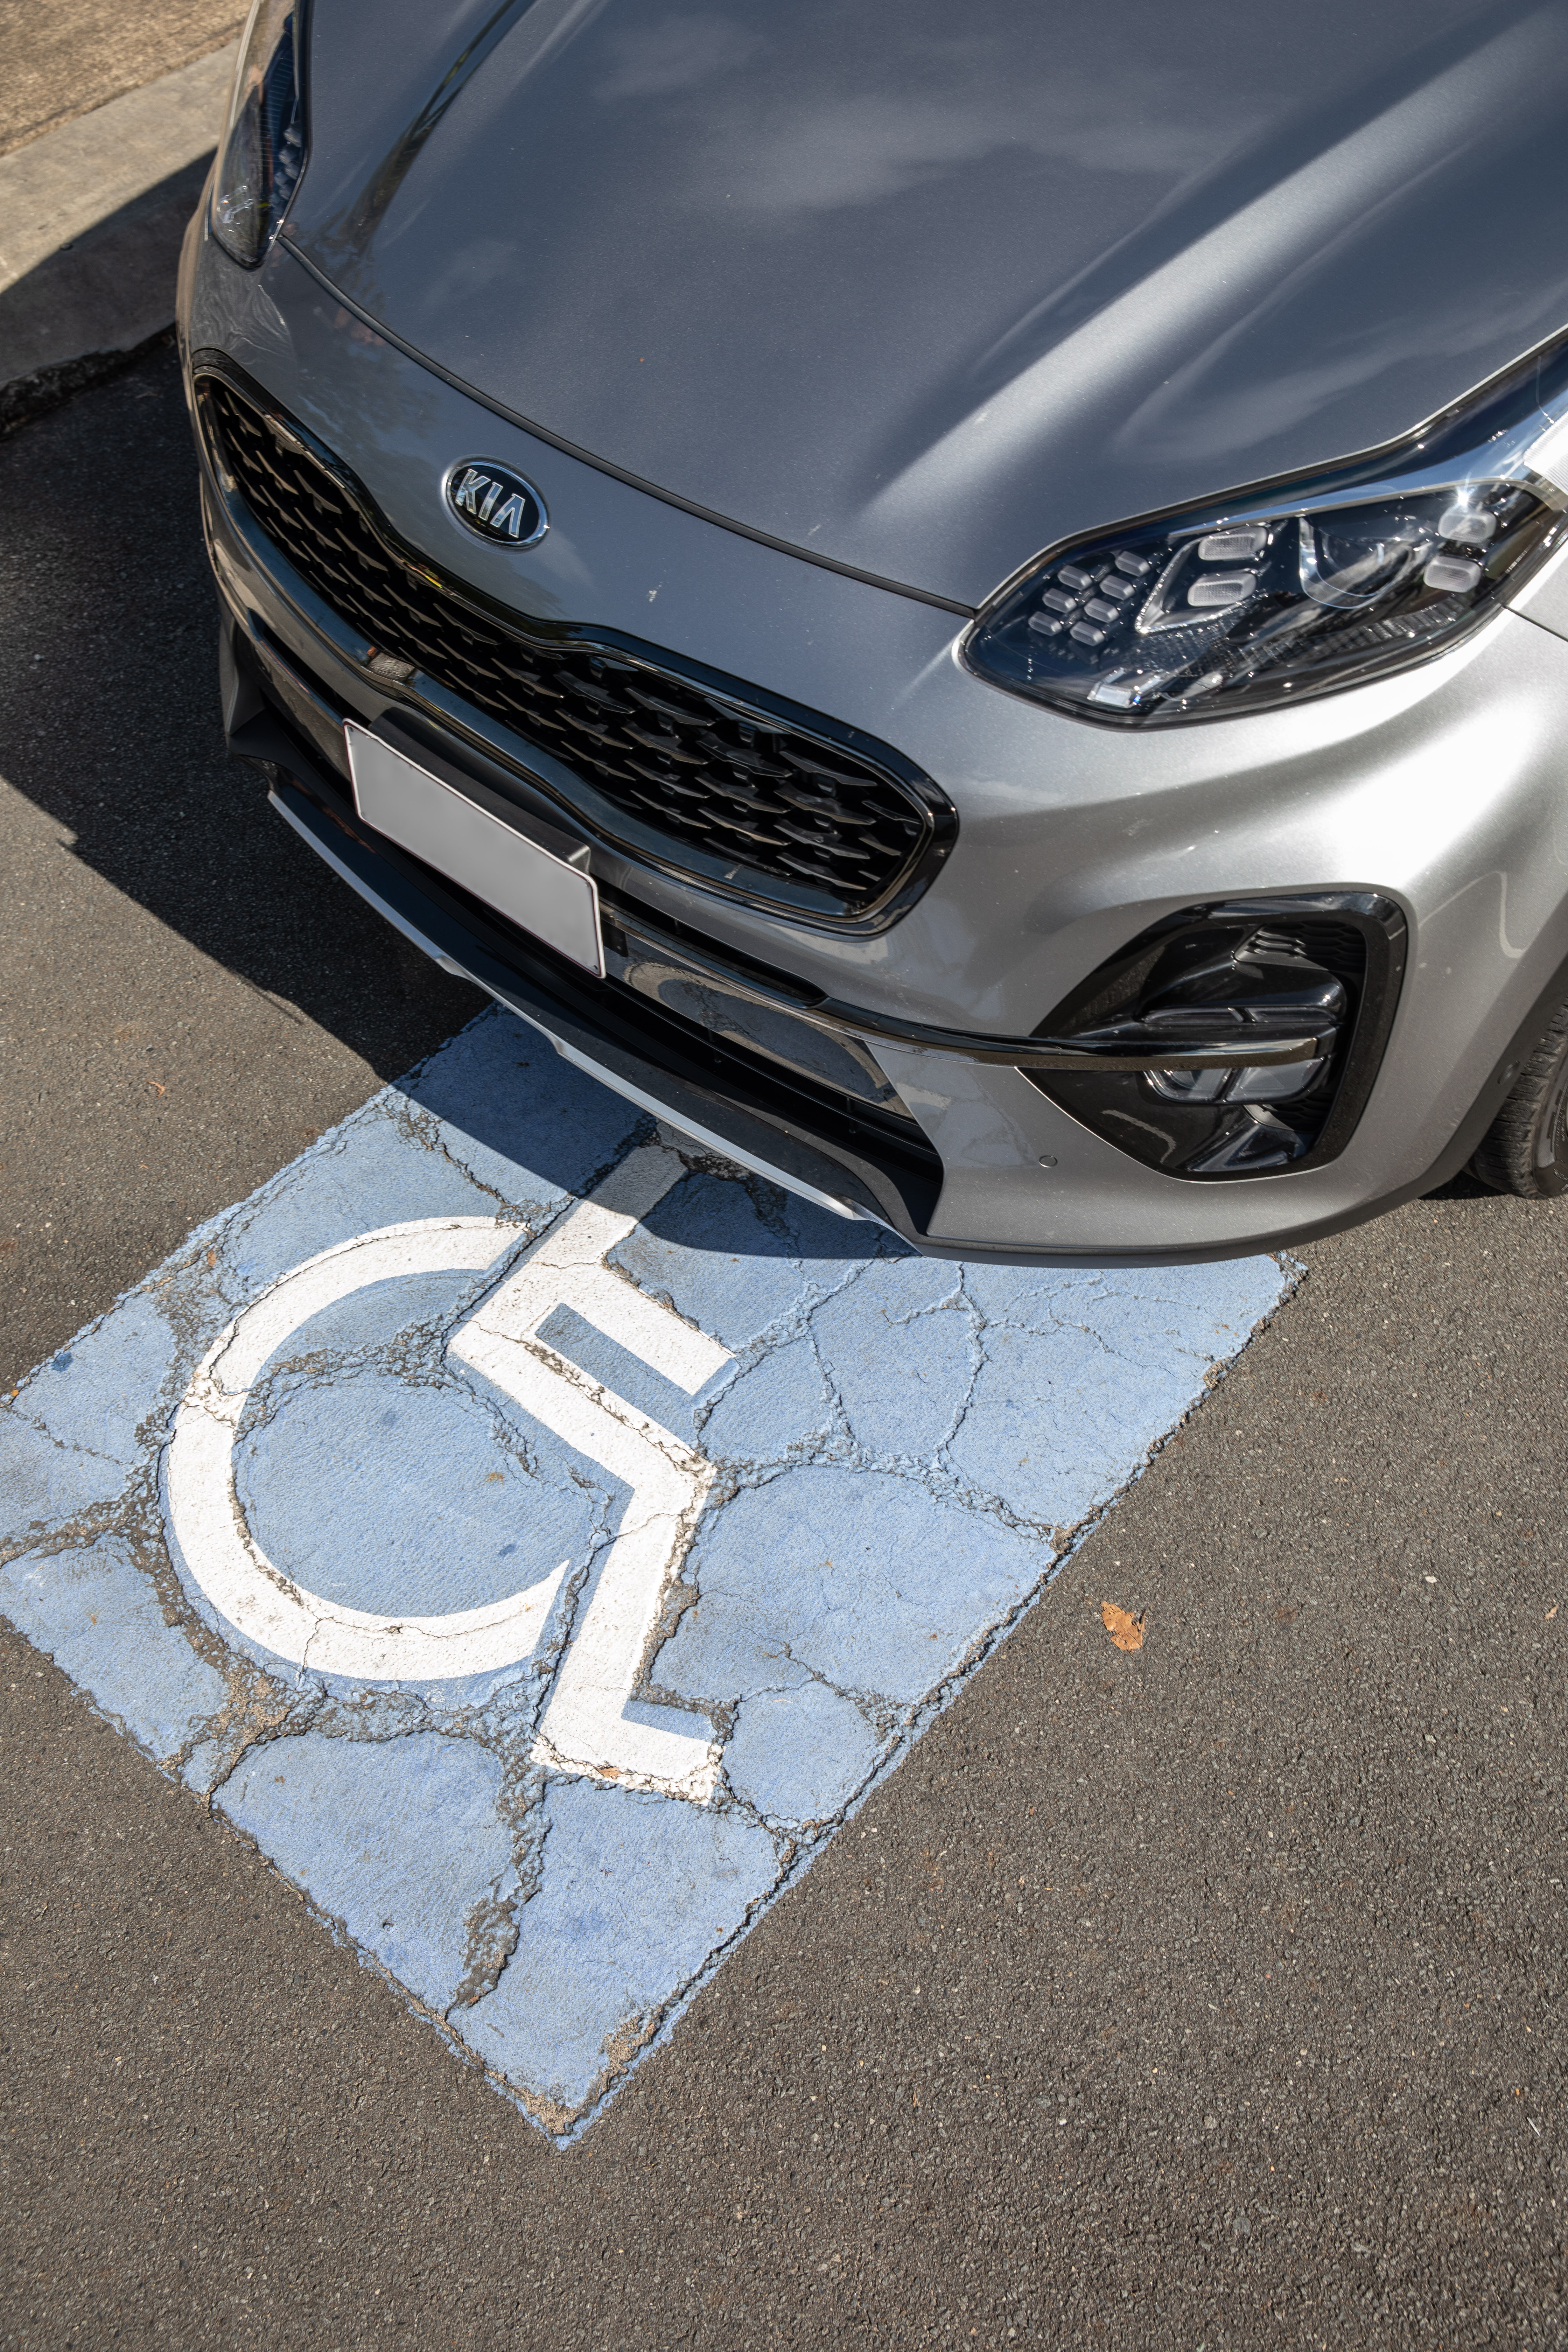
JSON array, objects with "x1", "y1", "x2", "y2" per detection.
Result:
[{"x1": 1470, "y1": 1001, "x2": 1568, "y2": 1196}]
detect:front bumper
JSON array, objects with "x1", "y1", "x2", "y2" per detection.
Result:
[
  {"x1": 179, "y1": 211, "x2": 1568, "y2": 1261},
  {"x1": 230, "y1": 691, "x2": 954, "y2": 1244}
]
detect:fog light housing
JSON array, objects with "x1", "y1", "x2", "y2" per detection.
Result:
[{"x1": 1029, "y1": 894, "x2": 1406, "y2": 1178}]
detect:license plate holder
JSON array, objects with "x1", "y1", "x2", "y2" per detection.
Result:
[{"x1": 345, "y1": 722, "x2": 603, "y2": 976}]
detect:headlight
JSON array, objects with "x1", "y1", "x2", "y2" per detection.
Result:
[
  {"x1": 965, "y1": 337, "x2": 1568, "y2": 725},
  {"x1": 210, "y1": 0, "x2": 307, "y2": 269}
]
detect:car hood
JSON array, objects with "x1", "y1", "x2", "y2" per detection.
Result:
[{"x1": 286, "y1": 0, "x2": 1568, "y2": 608}]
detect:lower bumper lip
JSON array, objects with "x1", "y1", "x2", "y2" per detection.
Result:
[
  {"x1": 255, "y1": 739, "x2": 1467, "y2": 1270},
  {"x1": 592, "y1": 884, "x2": 1332, "y2": 1073},
  {"x1": 265, "y1": 782, "x2": 873, "y2": 1232},
  {"x1": 251, "y1": 736, "x2": 945, "y2": 1244}
]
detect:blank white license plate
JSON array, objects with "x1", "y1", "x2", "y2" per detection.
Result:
[{"x1": 345, "y1": 723, "x2": 602, "y2": 975}]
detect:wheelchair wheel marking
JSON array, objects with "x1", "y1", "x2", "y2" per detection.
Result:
[{"x1": 163, "y1": 1144, "x2": 731, "y2": 1799}]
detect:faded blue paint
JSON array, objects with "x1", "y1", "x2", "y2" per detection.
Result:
[
  {"x1": 662, "y1": 1468, "x2": 1042, "y2": 1704},
  {"x1": 235, "y1": 1360, "x2": 605, "y2": 1619},
  {"x1": 465, "y1": 1778, "x2": 782, "y2": 2123},
  {"x1": 3, "y1": 1535, "x2": 230, "y2": 1758},
  {"x1": 221, "y1": 1731, "x2": 518, "y2": 2009},
  {"x1": 0, "y1": 1004, "x2": 1289, "y2": 2138},
  {"x1": 723, "y1": 1675, "x2": 883, "y2": 1829}
]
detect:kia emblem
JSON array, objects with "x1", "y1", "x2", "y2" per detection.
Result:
[{"x1": 443, "y1": 460, "x2": 548, "y2": 548}]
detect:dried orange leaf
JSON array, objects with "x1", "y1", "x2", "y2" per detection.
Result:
[{"x1": 1101, "y1": 1601, "x2": 1146, "y2": 1652}]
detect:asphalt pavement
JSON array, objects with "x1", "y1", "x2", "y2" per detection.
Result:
[
  {"x1": 0, "y1": 43, "x2": 238, "y2": 417},
  {"x1": 0, "y1": 0, "x2": 242, "y2": 156},
  {"x1": 2, "y1": 329, "x2": 1566, "y2": 2351}
]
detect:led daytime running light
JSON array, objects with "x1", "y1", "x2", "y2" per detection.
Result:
[{"x1": 966, "y1": 336, "x2": 1568, "y2": 725}]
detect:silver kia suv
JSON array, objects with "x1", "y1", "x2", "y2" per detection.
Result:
[{"x1": 178, "y1": 0, "x2": 1568, "y2": 1261}]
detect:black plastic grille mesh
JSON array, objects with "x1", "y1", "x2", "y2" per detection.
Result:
[{"x1": 200, "y1": 376, "x2": 945, "y2": 918}]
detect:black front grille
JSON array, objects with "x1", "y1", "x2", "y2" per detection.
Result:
[{"x1": 198, "y1": 370, "x2": 954, "y2": 924}]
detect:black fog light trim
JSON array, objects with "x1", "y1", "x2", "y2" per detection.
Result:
[{"x1": 1027, "y1": 893, "x2": 1406, "y2": 1180}]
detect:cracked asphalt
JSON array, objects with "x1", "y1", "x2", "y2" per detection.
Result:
[{"x1": 4, "y1": 346, "x2": 1567, "y2": 2350}]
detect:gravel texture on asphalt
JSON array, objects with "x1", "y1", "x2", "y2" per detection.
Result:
[
  {"x1": 2, "y1": 345, "x2": 1565, "y2": 2352},
  {"x1": 0, "y1": 0, "x2": 244, "y2": 157}
]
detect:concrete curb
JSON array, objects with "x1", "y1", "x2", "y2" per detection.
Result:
[{"x1": 0, "y1": 44, "x2": 237, "y2": 433}]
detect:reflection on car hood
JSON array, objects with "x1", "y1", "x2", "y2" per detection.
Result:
[{"x1": 286, "y1": 0, "x2": 1568, "y2": 607}]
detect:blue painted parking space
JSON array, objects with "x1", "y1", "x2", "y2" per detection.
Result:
[{"x1": 0, "y1": 1008, "x2": 1287, "y2": 2138}]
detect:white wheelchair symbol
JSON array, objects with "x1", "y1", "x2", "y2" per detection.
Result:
[{"x1": 163, "y1": 1144, "x2": 730, "y2": 1801}]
